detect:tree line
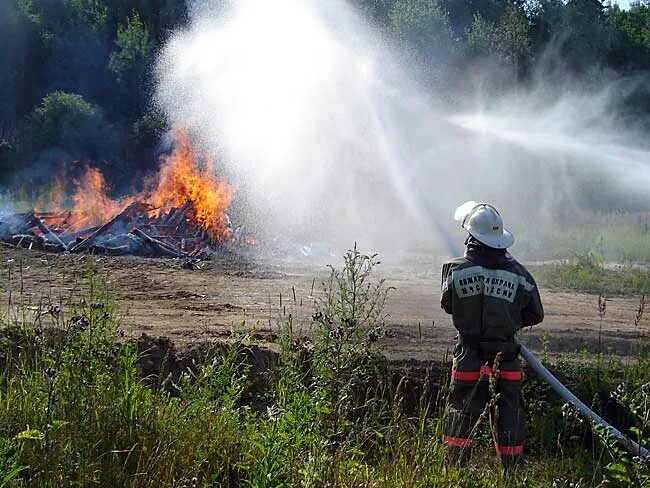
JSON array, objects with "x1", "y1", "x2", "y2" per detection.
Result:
[{"x1": 1, "y1": 0, "x2": 650, "y2": 193}]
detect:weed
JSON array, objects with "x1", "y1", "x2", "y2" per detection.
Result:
[
  {"x1": 531, "y1": 252, "x2": 650, "y2": 295},
  {"x1": 0, "y1": 246, "x2": 649, "y2": 485},
  {"x1": 310, "y1": 244, "x2": 392, "y2": 437}
]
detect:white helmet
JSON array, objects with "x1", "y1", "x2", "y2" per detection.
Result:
[{"x1": 453, "y1": 201, "x2": 514, "y2": 249}]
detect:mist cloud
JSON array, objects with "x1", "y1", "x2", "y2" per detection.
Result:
[{"x1": 155, "y1": 0, "x2": 650, "y2": 256}]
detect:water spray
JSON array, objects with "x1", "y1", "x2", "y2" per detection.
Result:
[{"x1": 156, "y1": 0, "x2": 650, "y2": 252}]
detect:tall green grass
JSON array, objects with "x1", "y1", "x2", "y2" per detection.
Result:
[
  {"x1": 0, "y1": 247, "x2": 648, "y2": 486},
  {"x1": 530, "y1": 251, "x2": 650, "y2": 295}
]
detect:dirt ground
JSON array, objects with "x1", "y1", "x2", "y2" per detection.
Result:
[{"x1": 0, "y1": 245, "x2": 648, "y2": 361}]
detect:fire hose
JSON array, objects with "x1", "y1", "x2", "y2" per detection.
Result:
[{"x1": 517, "y1": 340, "x2": 650, "y2": 460}]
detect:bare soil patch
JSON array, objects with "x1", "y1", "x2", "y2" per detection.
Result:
[{"x1": 0, "y1": 245, "x2": 648, "y2": 361}]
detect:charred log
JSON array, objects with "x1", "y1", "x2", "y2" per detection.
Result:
[{"x1": 131, "y1": 227, "x2": 189, "y2": 258}]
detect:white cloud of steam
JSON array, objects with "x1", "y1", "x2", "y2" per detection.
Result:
[
  {"x1": 155, "y1": 0, "x2": 650, "y2": 256},
  {"x1": 450, "y1": 84, "x2": 650, "y2": 197}
]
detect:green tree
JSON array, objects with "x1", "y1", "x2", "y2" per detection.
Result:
[
  {"x1": 466, "y1": 12, "x2": 498, "y2": 57},
  {"x1": 3, "y1": 0, "x2": 45, "y2": 127},
  {"x1": 442, "y1": 0, "x2": 513, "y2": 37},
  {"x1": 529, "y1": 0, "x2": 616, "y2": 73},
  {"x1": 494, "y1": 4, "x2": 531, "y2": 77},
  {"x1": 389, "y1": 0, "x2": 455, "y2": 66},
  {"x1": 64, "y1": 0, "x2": 108, "y2": 30},
  {"x1": 29, "y1": 91, "x2": 117, "y2": 161},
  {"x1": 465, "y1": 6, "x2": 530, "y2": 79},
  {"x1": 108, "y1": 10, "x2": 151, "y2": 118},
  {"x1": 109, "y1": 10, "x2": 151, "y2": 84},
  {"x1": 0, "y1": 2, "x2": 22, "y2": 137},
  {"x1": 608, "y1": 2, "x2": 650, "y2": 69}
]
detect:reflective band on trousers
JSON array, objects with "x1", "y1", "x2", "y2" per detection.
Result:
[
  {"x1": 495, "y1": 443, "x2": 524, "y2": 456},
  {"x1": 450, "y1": 367, "x2": 522, "y2": 381},
  {"x1": 443, "y1": 435, "x2": 472, "y2": 448}
]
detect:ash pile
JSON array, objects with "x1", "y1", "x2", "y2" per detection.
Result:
[{"x1": 0, "y1": 202, "x2": 248, "y2": 259}]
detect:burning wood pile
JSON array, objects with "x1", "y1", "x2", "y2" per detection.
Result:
[{"x1": 0, "y1": 134, "x2": 248, "y2": 259}]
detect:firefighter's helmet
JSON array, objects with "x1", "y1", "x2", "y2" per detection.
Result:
[{"x1": 453, "y1": 201, "x2": 514, "y2": 249}]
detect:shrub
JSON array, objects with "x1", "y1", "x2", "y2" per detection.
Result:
[{"x1": 28, "y1": 91, "x2": 119, "y2": 162}]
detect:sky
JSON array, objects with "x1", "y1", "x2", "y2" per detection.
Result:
[{"x1": 611, "y1": 0, "x2": 636, "y2": 9}]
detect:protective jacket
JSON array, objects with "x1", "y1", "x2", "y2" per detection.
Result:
[
  {"x1": 441, "y1": 239, "x2": 544, "y2": 342},
  {"x1": 441, "y1": 238, "x2": 544, "y2": 466}
]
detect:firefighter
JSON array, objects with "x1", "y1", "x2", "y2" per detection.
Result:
[{"x1": 441, "y1": 202, "x2": 544, "y2": 468}]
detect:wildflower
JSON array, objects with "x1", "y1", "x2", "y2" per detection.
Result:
[
  {"x1": 266, "y1": 405, "x2": 286, "y2": 422},
  {"x1": 561, "y1": 401, "x2": 582, "y2": 423},
  {"x1": 642, "y1": 382, "x2": 650, "y2": 397},
  {"x1": 611, "y1": 383, "x2": 625, "y2": 402}
]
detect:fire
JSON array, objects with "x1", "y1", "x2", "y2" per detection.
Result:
[
  {"x1": 148, "y1": 135, "x2": 235, "y2": 241},
  {"x1": 34, "y1": 173, "x2": 67, "y2": 214},
  {"x1": 33, "y1": 133, "x2": 235, "y2": 241},
  {"x1": 68, "y1": 166, "x2": 137, "y2": 232}
]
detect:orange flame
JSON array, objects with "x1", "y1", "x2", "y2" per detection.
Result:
[
  {"x1": 148, "y1": 134, "x2": 235, "y2": 241},
  {"x1": 32, "y1": 133, "x2": 235, "y2": 240},
  {"x1": 34, "y1": 173, "x2": 67, "y2": 214},
  {"x1": 67, "y1": 166, "x2": 137, "y2": 232}
]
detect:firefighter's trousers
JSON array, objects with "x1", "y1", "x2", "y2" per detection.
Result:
[{"x1": 443, "y1": 344, "x2": 525, "y2": 465}]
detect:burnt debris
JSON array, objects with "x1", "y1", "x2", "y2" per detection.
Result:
[{"x1": 0, "y1": 202, "x2": 249, "y2": 258}]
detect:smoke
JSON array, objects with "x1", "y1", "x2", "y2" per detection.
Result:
[
  {"x1": 155, "y1": 0, "x2": 650, "y2": 257},
  {"x1": 0, "y1": 191, "x2": 15, "y2": 219}
]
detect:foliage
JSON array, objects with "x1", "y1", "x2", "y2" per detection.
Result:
[
  {"x1": 28, "y1": 91, "x2": 118, "y2": 162},
  {"x1": 311, "y1": 245, "x2": 391, "y2": 434},
  {"x1": 494, "y1": 4, "x2": 531, "y2": 77},
  {"x1": 530, "y1": 251, "x2": 650, "y2": 295},
  {"x1": 605, "y1": 374, "x2": 650, "y2": 486},
  {"x1": 607, "y1": 2, "x2": 650, "y2": 70},
  {"x1": 109, "y1": 9, "x2": 151, "y2": 84},
  {"x1": 389, "y1": 0, "x2": 455, "y2": 65},
  {"x1": 1, "y1": 248, "x2": 649, "y2": 485},
  {"x1": 2, "y1": 0, "x2": 650, "y2": 188},
  {"x1": 466, "y1": 12, "x2": 498, "y2": 57},
  {"x1": 64, "y1": 0, "x2": 109, "y2": 30},
  {"x1": 466, "y1": 4, "x2": 530, "y2": 77},
  {"x1": 108, "y1": 10, "x2": 152, "y2": 119},
  {"x1": 0, "y1": 3, "x2": 23, "y2": 139},
  {"x1": 528, "y1": 0, "x2": 617, "y2": 74}
]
